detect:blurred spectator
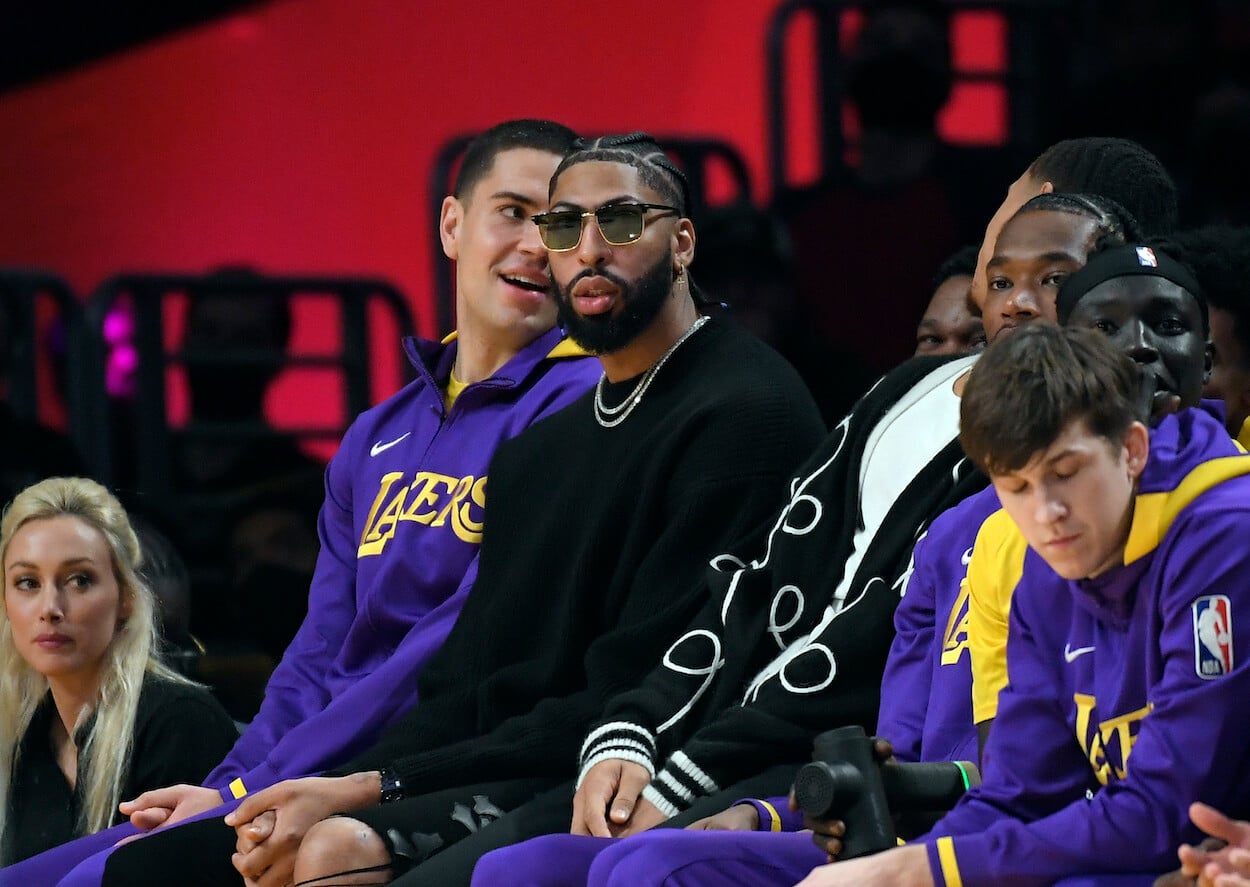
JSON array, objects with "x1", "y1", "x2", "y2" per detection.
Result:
[
  {"x1": 1189, "y1": 85, "x2": 1250, "y2": 226},
  {"x1": 227, "y1": 496, "x2": 320, "y2": 663},
  {"x1": 914, "y1": 244, "x2": 984, "y2": 356},
  {"x1": 1169, "y1": 226, "x2": 1250, "y2": 446},
  {"x1": 130, "y1": 515, "x2": 201, "y2": 679},
  {"x1": 160, "y1": 271, "x2": 324, "y2": 665},
  {"x1": 697, "y1": 201, "x2": 877, "y2": 426},
  {"x1": 845, "y1": 0, "x2": 951, "y2": 191},
  {"x1": 175, "y1": 272, "x2": 320, "y2": 492},
  {"x1": 0, "y1": 294, "x2": 89, "y2": 507},
  {"x1": 782, "y1": 0, "x2": 964, "y2": 377}
]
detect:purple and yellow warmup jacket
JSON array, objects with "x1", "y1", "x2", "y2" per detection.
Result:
[
  {"x1": 968, "y1": 399, "x2": 1245, "y2": 726},
  {"x1": 203, "y1": 327, "x2": 597, "y2": 801},
  {"x1": 876, "y1": 484, "x2": 999, "y2": 765},
  {"x1": 922, "y1": 406, "x2": 1250, "y2": 887}
]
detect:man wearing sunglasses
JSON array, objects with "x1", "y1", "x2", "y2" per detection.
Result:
[{"x1": 89, "y1": 133, "x2": 825, "y2": 887}]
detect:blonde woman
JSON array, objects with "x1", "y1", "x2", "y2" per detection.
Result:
[{"x1": 0, "y1": 477, "x2": 236, "y2": 864}]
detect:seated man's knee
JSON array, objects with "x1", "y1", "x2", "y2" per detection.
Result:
[{"x1": 294, "y1": 816, "x2": 390, "y2": 882}]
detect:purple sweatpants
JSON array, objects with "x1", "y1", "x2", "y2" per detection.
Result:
[
  {"x1": 471, "y1": 830, "x2": 826, "y2": 887},
  {"x1": 469, "y1": 833, "x2": 1168, "y2": 887},
  {"x1": 0, "y1": 824, "x2": 130, "y2": 887},
  {"x1": 0, "y1": 798, "x2": 243, "y2": 887}
]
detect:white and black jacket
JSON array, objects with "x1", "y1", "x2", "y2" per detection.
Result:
[{"x1": 578, "y1": 354, "x2": 989, "y2": 818}]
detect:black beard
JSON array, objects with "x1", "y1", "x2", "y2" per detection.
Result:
[{"x1": 553, "y1": 252, "x2": 673, "y2": 355}]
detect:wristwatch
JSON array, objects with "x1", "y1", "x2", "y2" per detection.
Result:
[{"x1": 379, "y1": 768, "x2": 404, "y2": 804}]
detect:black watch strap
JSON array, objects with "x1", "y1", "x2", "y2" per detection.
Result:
[{"x1": 379, "y1": 768, "x2": 404, "y2": 804}]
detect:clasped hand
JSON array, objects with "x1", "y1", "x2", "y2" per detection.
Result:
[
  {"x1": 571, "y1": 759, "x2": 668, "y2": 837},
  {"x1": 223, "y1": 774, "x2": 379, "y2": 887}
]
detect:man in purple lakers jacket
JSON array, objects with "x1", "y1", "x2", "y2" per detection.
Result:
[
  {"x1": 793, "y1": 324, "x2": 1250, "y2": 886},
  {"x1": 0, "y1": 118, "x2": 600, "y2": 885}
]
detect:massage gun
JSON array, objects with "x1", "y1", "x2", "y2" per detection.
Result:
[{"x1": 792, "y1": 725, "x2": 981, "y2": 859}]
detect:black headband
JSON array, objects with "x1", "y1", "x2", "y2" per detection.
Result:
[{"x1": 1057, "y1": 244, "x2": 1207, "y2": 330}]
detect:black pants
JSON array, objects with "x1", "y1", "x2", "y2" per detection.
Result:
[
  {"x1": 386, "y1": 763, "x2": 801, "y2": 886},
  {"x1": 356, "y1": 777, "x2": 567, "y2": 885},
  {"x1": 369, "y1": 778, "x2": 570, "y2": 886},
  {"x1": 101, "y1": 813, "x2": 239, "y2": 887}
]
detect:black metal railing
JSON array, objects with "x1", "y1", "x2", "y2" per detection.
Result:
[
  {"x1": 765, "y1": 0, "x2": 1064, "y2": 198},
  {"x1": 82, "y1": 271, "x2": 415, "y2": 492},
  {"x1": 0, "y1": 269, "x2": 97, "y2": 471}
]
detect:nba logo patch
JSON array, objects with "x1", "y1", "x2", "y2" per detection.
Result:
[
  {"x1": 1135, "y1": 246, "x2": 1158, "y2": 267},
  {"x1": 1192, "y1": 595, "x2": 1233, "y2": 679}
]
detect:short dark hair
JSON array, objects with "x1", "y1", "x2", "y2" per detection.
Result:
[
  {"x1": 931, "y1": 244, "x2": 979, "y2": 291},
  {"x1": 550, "y1": 132, "x2": 692, "y2": 218},
  {"x1": 1011, "y1": 192, "x2": 1144, "y2": 254},
  {"x1": 1028, "y1": 137, "x2": 1178, "y2": 237},
  {"x1": 1169, "y1": 226, "x2": 1250, "y2": 370},
  {"x1": 453, "y1": 119, "x2": 578, "y2": 201},
  {"x1": 960, "y1": 324, "x2": 1143, "y2": 477}
]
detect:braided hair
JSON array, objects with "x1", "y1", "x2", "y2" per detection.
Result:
[
  {"x1": 1012, "y1": 192, "x2": 1145, "y2": 254},
  {"x1": 550, "y1": 132, "x2": 692, "y2": 219}
]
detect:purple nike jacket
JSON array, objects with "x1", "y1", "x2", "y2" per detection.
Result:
[
  {"x1": 923, "y1": 406, "x2": 1250, "y2": 887},
  {"x1": 205, "y1": 326, "x2": 598, "y2": 799}
]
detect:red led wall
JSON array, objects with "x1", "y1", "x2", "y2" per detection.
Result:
[{"x1": 0, "y1": 0, "x2": 1005, "y2": 445}]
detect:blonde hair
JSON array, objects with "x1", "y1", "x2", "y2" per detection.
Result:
[{"x1": 0, "y1": 477, "x2": 191, "y2": 855}]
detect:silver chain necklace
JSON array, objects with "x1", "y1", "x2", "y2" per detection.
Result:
[{"x1": 593, "y1": 316, "x2": 710, "y2": 428}]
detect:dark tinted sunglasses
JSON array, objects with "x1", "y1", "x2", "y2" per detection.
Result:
[{"x1": 532, "y1": 203, "x2": 678, "y2": 251}]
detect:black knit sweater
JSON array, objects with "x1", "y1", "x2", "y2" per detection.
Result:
[{"x1": 335, "y1": 319, "x2": 826, "y2": 793}]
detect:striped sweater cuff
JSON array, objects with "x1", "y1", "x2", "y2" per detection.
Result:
[
  {"x1": 578, "y1": 749, "x2": 655, "y2": 788},
  {"x1": 643, "y1": 751, "x2": 721, "y2": 817},
  {"x1": 576, "y1": 722, "x2": 657, "y2": 788}
]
